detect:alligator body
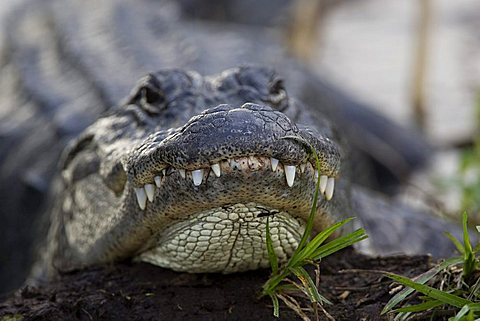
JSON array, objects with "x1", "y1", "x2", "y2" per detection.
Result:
[{"x1": 0, "y1": 0, "x2": 454, "y2": 291}]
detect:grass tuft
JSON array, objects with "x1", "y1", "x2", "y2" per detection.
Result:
[
  {"x1": 382, "y1": 212, "x2": 480, "y2": 320},
  {"x1": 260, "y1": 136, "x2": 368, "y2": 319}
]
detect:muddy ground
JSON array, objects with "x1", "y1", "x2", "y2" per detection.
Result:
[{"x1": 0, "y1": 248, "x2": 433, "y2": 321}]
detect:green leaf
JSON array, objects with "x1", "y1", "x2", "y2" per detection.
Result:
[
  {"x1": 281, "y1": 135, "x2": 323, "y2": 257},
  {"x1": 445, "y1": 232, "x2": 466, "y2": 255},
  {"x1": 394, "y1": 299, "x2": 444, "y2": 313},
  {"x1": 288, "y1": 266, "x2": 332, "y2": 305},
  {"x1": 462, "y1": 212, "x2": 478, "y2": 279},
  {"x1": 386, "y1": 273, "x2": 473, "y2": 308},
  {"x1": 312, "y1": 228, "x2": 368, "y2": 260},
  {"x1": 463, "y1": 212, "x2": 474, "y2": 257},
  {"x1": 382, "y1": 256, "x2": 464, "y2": 314},
  {"x1": 269, "y1": 293, "x2": 280, "y2": 318},
  {"x1": 292, "y1": 218, "x2": 354, "y2": 265},
  {"x1": 452, "y1": 303, "x2": 480, "y2": 321},
  {"x1": 265, "y1": 217, "x2": 278, "y2": 275}
]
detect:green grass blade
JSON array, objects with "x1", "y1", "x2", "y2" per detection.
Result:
[
  {"x1": 382, "y1": 256, "x2": 464, "y2": 314},
  {"x1": 462, "y1": 212, "x2": 478, "y2": 279},
  {"x1": 446, "y1": 232, "x2": 466, "y2": 255},
  {"x1": 269, "y1": 293, "x2": 280, "y2": 317},
  {"x1": 280, "y1": 135, "x2": 325, "y2": 260},
  {"x1": 463, "y1": 212, "x2": 474, "y2": 255},
  {"x1": 394, "y1": 299, "x2": 444, "y2": 313},
  {"x1": 452, "y1": 303, "x2": 480, "y2": 321},
  {"x1": 291, "y1": 218, "x2": 354, "y2": 266},
  {"x1": 474, "y1": 243, "x2": 480, "y2": 253},
  {"x1": 393, "y1": 312, "x2": 412, "y2": 321},
  {"x1": 312, "y1": 228, "x2": 368, "y2": 260},
  {"x1": 266, "y1": 217, "x2": 279, "y2": 275},
  {"x1": 287, "y1": 137, "x2": 322, "y2": 255},
  {"x1": 289, "y1": 266, "x2": 332, "y2": 305},
  {"x1": 385, "y1": 273, "x2": 473, "y2": 308}
]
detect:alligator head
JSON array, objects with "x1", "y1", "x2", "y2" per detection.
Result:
[{"x1": 50, "y1": 66, "x2": 342, "y2": 274}]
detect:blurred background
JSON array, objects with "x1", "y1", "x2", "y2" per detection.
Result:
[{"x1": 0, "y1": 0, "x2": 479, "y2": 293}]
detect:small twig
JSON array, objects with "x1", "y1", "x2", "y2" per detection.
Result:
[
  {"x1": 278, "y1": 294, "x2": 312, "y2": 321},
  {"x1": 317, "y1": 302, "x2": 336, "y2": 321}
]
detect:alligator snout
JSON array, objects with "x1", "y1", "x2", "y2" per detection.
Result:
[{"x1": 126, "y1": 102, "x2": 341, "y2": 211}]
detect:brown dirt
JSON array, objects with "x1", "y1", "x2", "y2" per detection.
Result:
[{"x1": 0, "y1": 248, "x2": 432, "y2": 321}]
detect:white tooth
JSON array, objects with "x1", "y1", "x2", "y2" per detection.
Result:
[
  {"x1": 134, "y1": 187, "x2": 147, "y2": 210},
  {"x1": 154, "y1": 176, "x2": 162, "y2": 187},
  {"x1": 300, "y1": 164, "x2": 306, "y2": 173},
  {"x1": 179, "y1": 169, "x2": 186, "y2": 179},
  {"x1": 284, "y1": 165, "x2": 296, "y2": 187},
  {"x1": 325, "y1": 177, "x2": 335, "y2": 200},
  {"x1": 211, "y1": 163, "x2": 221, "y2": 177},
  {"x1": 271, "y1": 158, "x2": 279, "y2": 171},
  {"x1": 192, "y1": 169, "x2": 204, "y2": 186},
  {"x1": 320, "y1": 175, "x2": 328, "y2": 194},
  {"x1": 162, "y1": 168, "x2": 167, "y2": 176},
  {"x1": 144, "y1": 184, "x2": 155, "y2": 202}
]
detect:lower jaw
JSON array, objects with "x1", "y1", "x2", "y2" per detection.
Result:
[{"x1": 135, "y1": 202, "x2": 306, "y2": 273}]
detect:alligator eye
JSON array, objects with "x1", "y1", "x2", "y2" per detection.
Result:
[
  {"x1": 127, "y1": 74, "x2": 167, "y2": 114},
  {"x1": 268, "y1": 78, "x2": 288, "y2": 111}
]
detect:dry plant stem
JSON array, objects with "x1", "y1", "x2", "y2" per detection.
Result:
[
  {"x1": 411, "y1": 0, "x2": 432, "y2": 131},
  {"x1": 287, "y1": 0, "x2": 323, "y2": 62},
  {"x1": 317, "y1": 303, "x2": 335, "y2": 321},
  {"x1": 277, "y1": 294, "x2": 312, "y2": 321}
]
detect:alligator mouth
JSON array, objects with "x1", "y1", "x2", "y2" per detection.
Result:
[
  {"x1": 127, "y1": 103, "x2": 341, "y2": 215},
  {"x1": 132, "y1": 155, "x2": 336, "y2": 211}
]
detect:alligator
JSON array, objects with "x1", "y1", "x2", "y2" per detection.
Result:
[
  {"x1": 0, "y1": 0, "x2": 459, "y2": 291},
  {"x1": 38, "y1": 66, "x2": 344, "y2": 277}
]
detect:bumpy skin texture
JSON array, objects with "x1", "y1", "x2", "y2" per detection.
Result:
[
  {"x1": 40, "y1": 67, "x2": 343, "y2": 277},
  {"x1": 0, "y1": 0, "x2": 445, "y2": 291}
]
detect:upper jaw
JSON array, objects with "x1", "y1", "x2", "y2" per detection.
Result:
[{"x1": 127, "y1": 103, "x2": 340, "y2": 182}]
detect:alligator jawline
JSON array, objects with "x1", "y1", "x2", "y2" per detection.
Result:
[{"x1": 131, "y1": 155, "x2": 336, "y2": 212}]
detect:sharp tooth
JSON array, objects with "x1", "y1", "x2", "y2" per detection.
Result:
[
  {"x1": 134, "y1": 187, "x2": 147, "y2": 210},
  {"x1": 192, "y1": 169, "x2": 204, "y2": 186},
  {"x1": 325, "y1": 177, "x2": 335, "y2": 200},
  {"x1": 211, "y1": 163, "x2": 221, "y2": 177},
  {"x1": 300, "y1": 163, "x2": 306, "y2": 173},
  {"x1": 271, "y1": 158, "x2": 279, "y2": 171},
  {"x1": 179, "y1": 169, "x2": 186, "y2": 179},
  {"x1": 284, "y1": 165, "x2": 296, "y2": 187},
  {"x1": 162, "y1": 168, "x2": 167, "y2": 176},
  {"x1": 144, "y1": 184, "x2": 155, "y2": 202},
  {"x1": 320, "y1": 175, "x2": 328, "y2": 194},
  {"x1": 154, "y1": 176, "x2": 162, "y2": 187}
]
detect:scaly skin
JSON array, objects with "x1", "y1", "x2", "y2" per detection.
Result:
[{"x1": 41, "y1": 66, "x2": 343, "y2": 277}]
